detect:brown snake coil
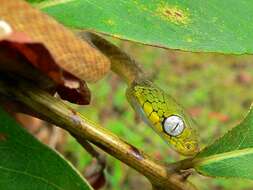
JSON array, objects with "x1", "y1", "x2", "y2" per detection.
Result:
[{"x1": 0, "y1": 0, "x2": 111, "y2": 83}]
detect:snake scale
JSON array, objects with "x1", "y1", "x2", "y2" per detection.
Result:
[{"x1": 1, "y1": 0, "x2": 199, "y2": 156}]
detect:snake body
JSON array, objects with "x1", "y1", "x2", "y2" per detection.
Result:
[
  {"x1": 86, "y1": 33, "x2": 199, "y2": 156},
  {"x1": 1, "y1": 0, "x2": 199, "y2": 156}
]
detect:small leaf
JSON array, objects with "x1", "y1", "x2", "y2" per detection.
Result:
[
  {"x1": 0, "y1": 106, "x2": 93, "y2": 190},
  {"x1": 31, "y1": 0, "x2": 253, "y2": 54},
  {"x1": 193, "y1": 106, "x2": 253, "y2": 180}
]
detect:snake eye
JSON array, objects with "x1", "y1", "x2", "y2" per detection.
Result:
[{"x1": 162, "y1": 115, "x2": 185, "y2": 136}]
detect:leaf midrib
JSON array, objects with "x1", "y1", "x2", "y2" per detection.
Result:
[
  {"x1": 194, "y1": 148, "x2": 253, "y2": 166},
  {"x1": 35, "y1": 0, "x2": 75, "y2": 9}
]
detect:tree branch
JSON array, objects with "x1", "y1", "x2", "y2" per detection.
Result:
[{"x1": 0, "y1": 75, "x2": 196, "y2": 190}]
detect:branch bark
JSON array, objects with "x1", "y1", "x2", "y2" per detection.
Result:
[{"x1": 0, "y1": 75, "x2": 196, "y2": 190}]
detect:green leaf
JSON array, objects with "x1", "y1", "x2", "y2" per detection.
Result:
[
  {"x1": 29, "y1": 0, "x2": 253, "y2": 54},
  {"x1": 193, "y1": 107, "x2": 253, "y2": 180},
  {"x1": 0, "y1": 107, "x2": 92, "y2": 190}
]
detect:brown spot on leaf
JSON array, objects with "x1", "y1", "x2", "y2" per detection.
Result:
[
  {"x1": 0, "y1": 133, "x2": 7, "y2": 141},
  {"x1": 156, "y1": 4, "x2": 189, "y2": 25},
  {"x1": 165, "y1": 10, "x2": 172, "y2": 16},
  {"x1": 175, "y1": 11, "x2": 183, "y2": 18}
]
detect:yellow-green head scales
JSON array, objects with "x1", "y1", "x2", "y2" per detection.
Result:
[
  {"x1": 84, "y1": 32, "x2": 199, "y2": 156},
  {"x1": 126, "y1": 80, "x2": 199, "y2": 156}
]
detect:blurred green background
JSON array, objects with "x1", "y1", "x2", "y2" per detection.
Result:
[{"x1": 65, "y1": 38, "x2": 253, "y2": 190}]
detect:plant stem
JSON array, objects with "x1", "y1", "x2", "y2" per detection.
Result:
[
  {"x1": 0, "y1": 76, "x2": 196, "y2": 190},
  {"x1": 71, "y1": 132, "x2": 106, "y2": 168}
]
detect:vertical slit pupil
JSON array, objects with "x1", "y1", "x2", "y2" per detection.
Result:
[{"x1": 162, "y1": 115, "x2": 184, "y2": 136}]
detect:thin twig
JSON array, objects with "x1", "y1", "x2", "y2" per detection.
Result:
[
  {"x1": 0, "y1": 75, "x2": 196, "y2": 190},
  {"x1": 71, "y1": 132, "x2": 106, "y2": 167},
  {"x1": 48, "y1": 125, "x2": 61, "y2": 148}
]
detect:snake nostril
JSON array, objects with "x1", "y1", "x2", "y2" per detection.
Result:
[{"x1": 185, "y1": 143, "x2": 192, "y2": 150}]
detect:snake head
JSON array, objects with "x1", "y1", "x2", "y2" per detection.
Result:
[
  {"x1": 161, "y1": 114, "x2": 199, "y2": 156},
  {"x1": 126, "y1": 80, "x2": 199, "y2": 156}
]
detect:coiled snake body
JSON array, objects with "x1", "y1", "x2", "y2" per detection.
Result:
[{"x1": 1, "y1": 0, "x2": 199, "y2": 156}]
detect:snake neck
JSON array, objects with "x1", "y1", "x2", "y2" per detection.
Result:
[
  {"x1": 81, "y1": 32, "x2": 147, "y2": 85},
  {"x1": 111, "y1": 56, "x2": 145, "y2": 85}
]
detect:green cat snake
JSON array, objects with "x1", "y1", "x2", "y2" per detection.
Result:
[{"x1": 84, "y1": 32, "x2": 199, "y2": 156}]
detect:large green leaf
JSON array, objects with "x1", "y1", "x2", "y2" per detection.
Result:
[
  {"x1": 193, "y1": 107, "x2": 253, "y2": 180},
  {"x1": 29, "y1": 0, "x2": 253, "y2": 54},
  {"x1": 0, "y1": 107, "x2": 92, "y2": 190}
]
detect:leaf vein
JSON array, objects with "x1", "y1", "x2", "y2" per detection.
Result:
[{"x1": 0, "y1": 166, "x2": 64, "y2": 190}]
